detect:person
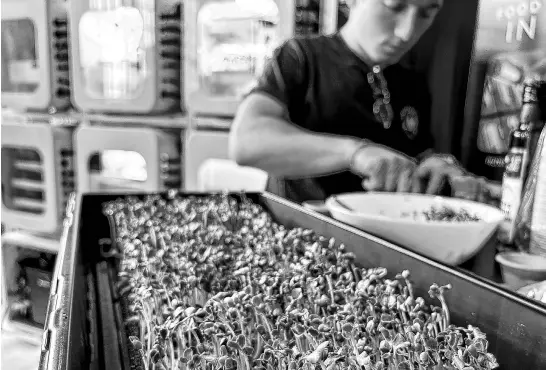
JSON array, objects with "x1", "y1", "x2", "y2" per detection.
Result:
[{"x1": 229, "y1": 0, "x2": 465, "y2": 204}]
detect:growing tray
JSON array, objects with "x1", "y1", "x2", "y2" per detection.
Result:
[{"x1": 39, "y1": 192, "x2": 546, "y2": 370}]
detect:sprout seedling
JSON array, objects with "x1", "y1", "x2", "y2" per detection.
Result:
[{"x1": 104, "y1": 195, "x2": 499, "y2": 370}]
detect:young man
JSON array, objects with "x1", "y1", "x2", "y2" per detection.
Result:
[{"x1": 229, "y1": 0, "x2": 464, "y2": 203}]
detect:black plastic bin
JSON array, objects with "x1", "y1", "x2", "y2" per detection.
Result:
[{"x1": 39, "y1": 192, "x2": 546, "y2": 370}]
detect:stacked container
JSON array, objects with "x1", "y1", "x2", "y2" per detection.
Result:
[
  {"x1": 75, "y1": 123, "x2": 182, "y2": 192},
  {"x1": 0, "y1": 0, "x2": 349, "y2": 338},
  {"x1": 69, "y1": 0, "x2": 183, "y2": 114},
  {"x1": 1, "y1": 0, "x2": 71, "y2": 112},
  {"x1": 0, "y1": 111, "x2": 75, "y2": 336},
  {"x1": 68, "y1": 0, "x2": 186, "y2": 193},
  {"x1": 1, "y1": 113, "x2": 76, "y2": 236},
  {"x1": 1, "y1": 0, "x2": 76, "y2": 338}
]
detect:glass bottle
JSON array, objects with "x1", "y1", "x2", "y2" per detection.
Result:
[
  {"x1": 498, "y1": 122, "x2": 531, "y2": 244},
  {"x1": 498, "y1": 79, "x2": 544, "y2": 245},
  {"x1": 514, "y1": 79, "x2": 546, "y2": 251}
]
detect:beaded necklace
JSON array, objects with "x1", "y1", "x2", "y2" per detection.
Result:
[{"x1": 367, "y1": 65, "x2": 394, "y2": 129}]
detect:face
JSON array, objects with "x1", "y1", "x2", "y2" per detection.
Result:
[{"x1": 346, "y1": 0, "x2": 443, "y2": 65}]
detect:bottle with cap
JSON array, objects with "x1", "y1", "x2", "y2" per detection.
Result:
[
  {"x1": 498, "y1": 79, "x2": 544, "y2": 245},
  {"x1": 513, "y1": 79, "x2": 546, "y2": 251}
]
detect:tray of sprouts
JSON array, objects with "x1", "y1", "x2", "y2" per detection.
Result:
[{"x1": 101, "y1": 194, "x2": 499, "y2": 370}]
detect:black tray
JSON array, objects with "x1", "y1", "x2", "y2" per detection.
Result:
[{"x1": 39, "y1": 192, "x2": 546, "y2": 370}]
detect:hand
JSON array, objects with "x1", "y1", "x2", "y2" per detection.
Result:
[
  {"x1": 351, "y1": 144, "x2": 417, "y2": 192},
  {"x1": 450, "y1": 175, "x2": 501, "y2": 205},
  {"x1": 413, "y1": 155, "x2": 465, "y2": 195}
]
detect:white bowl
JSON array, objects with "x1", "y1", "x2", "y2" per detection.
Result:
[{"x1": 325, "y1": 192, "x2": 504, "y2": 265}]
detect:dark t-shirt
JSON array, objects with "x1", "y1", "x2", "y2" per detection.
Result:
[{"x1": 250, "y1": 34, "x2": 434, "y2": 203}]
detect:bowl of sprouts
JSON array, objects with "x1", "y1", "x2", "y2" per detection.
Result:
[{"x1": 326, "y1": 193, "x2": 504, "y2": 265}]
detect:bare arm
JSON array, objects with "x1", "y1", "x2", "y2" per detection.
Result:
[{"x1": 229, "y1": 93, "x2": 362, "y2": 179}]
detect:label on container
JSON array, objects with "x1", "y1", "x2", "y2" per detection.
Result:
[
  {"x1": 505, "y1": 151, "x2": 527, "y2": 177},
  {"x1": 499, "y1": 178, "x2": 524, "y2": 243},
  {"x1": 499, "y1": 150, "x2": 529, "y2": 243}
]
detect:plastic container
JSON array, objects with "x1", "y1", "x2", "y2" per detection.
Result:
[
  {"x1": 69, "y1": 0, "x2": 182, "y2": 113},
  {"x1": 197, "y1": 158, "x2": 268, "y2": 192},
  {"x1": 184, "y1": 0, "x2": 346, "y2": 116},
  {"x1": 1, "y1": 231, "x2": 59, "y2": 341},
  {"x1": 184, "y1": 0, "x2": 292, "y2": 116},
  {"x1": 292, "y1": 0, "x2": 340, "y2": 36},
  {"x1": 496, "y1": 251, "x2": 546, "y2": 290},
  {"x1": 1, "y1": 0, "x2": 70, "y2": 112},
  {"x1": 1, "y1": 117, "x2": 76, "y2": 234},
  {"x1": 75, "y1": 124, "x2": 182, "y2": 193},
  {"x1": 183, "y1": 125, "x2": 231, "y2": 191}
]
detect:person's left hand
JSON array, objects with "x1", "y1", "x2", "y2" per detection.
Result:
[{"x1": 412, "y1": 155, "x2": 465, "y2": 194}]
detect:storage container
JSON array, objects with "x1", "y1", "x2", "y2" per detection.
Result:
[
  {"x1": 70, "y1": 0, "x2": 182, "y2": 113},
  {"x1": 1, "y1": 118, "x2": 76, "y2": 234},
  {"x1": 1, "y1": 0, "x2": 70, "y2": 112}
]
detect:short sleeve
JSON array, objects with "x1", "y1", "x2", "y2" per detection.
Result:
[{"x1": 249, "y1": 39, "x2": 308, "y2": 118}]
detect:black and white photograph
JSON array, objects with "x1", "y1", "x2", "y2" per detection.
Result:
[{"x1": 0, "y1": 1, "x2": 545, "y2": 370}]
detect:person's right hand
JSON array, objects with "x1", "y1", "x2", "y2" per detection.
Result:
[
  {"x1": 350, "y1": 144, "x2": 417, "y2": 192},
  {"x1": 450, "y1": 175, "x2": 502, "y2": 206}
]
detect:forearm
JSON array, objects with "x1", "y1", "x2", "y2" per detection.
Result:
[{"x1": 229, "y1": 116, "x2": 361, "y2": 178}]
